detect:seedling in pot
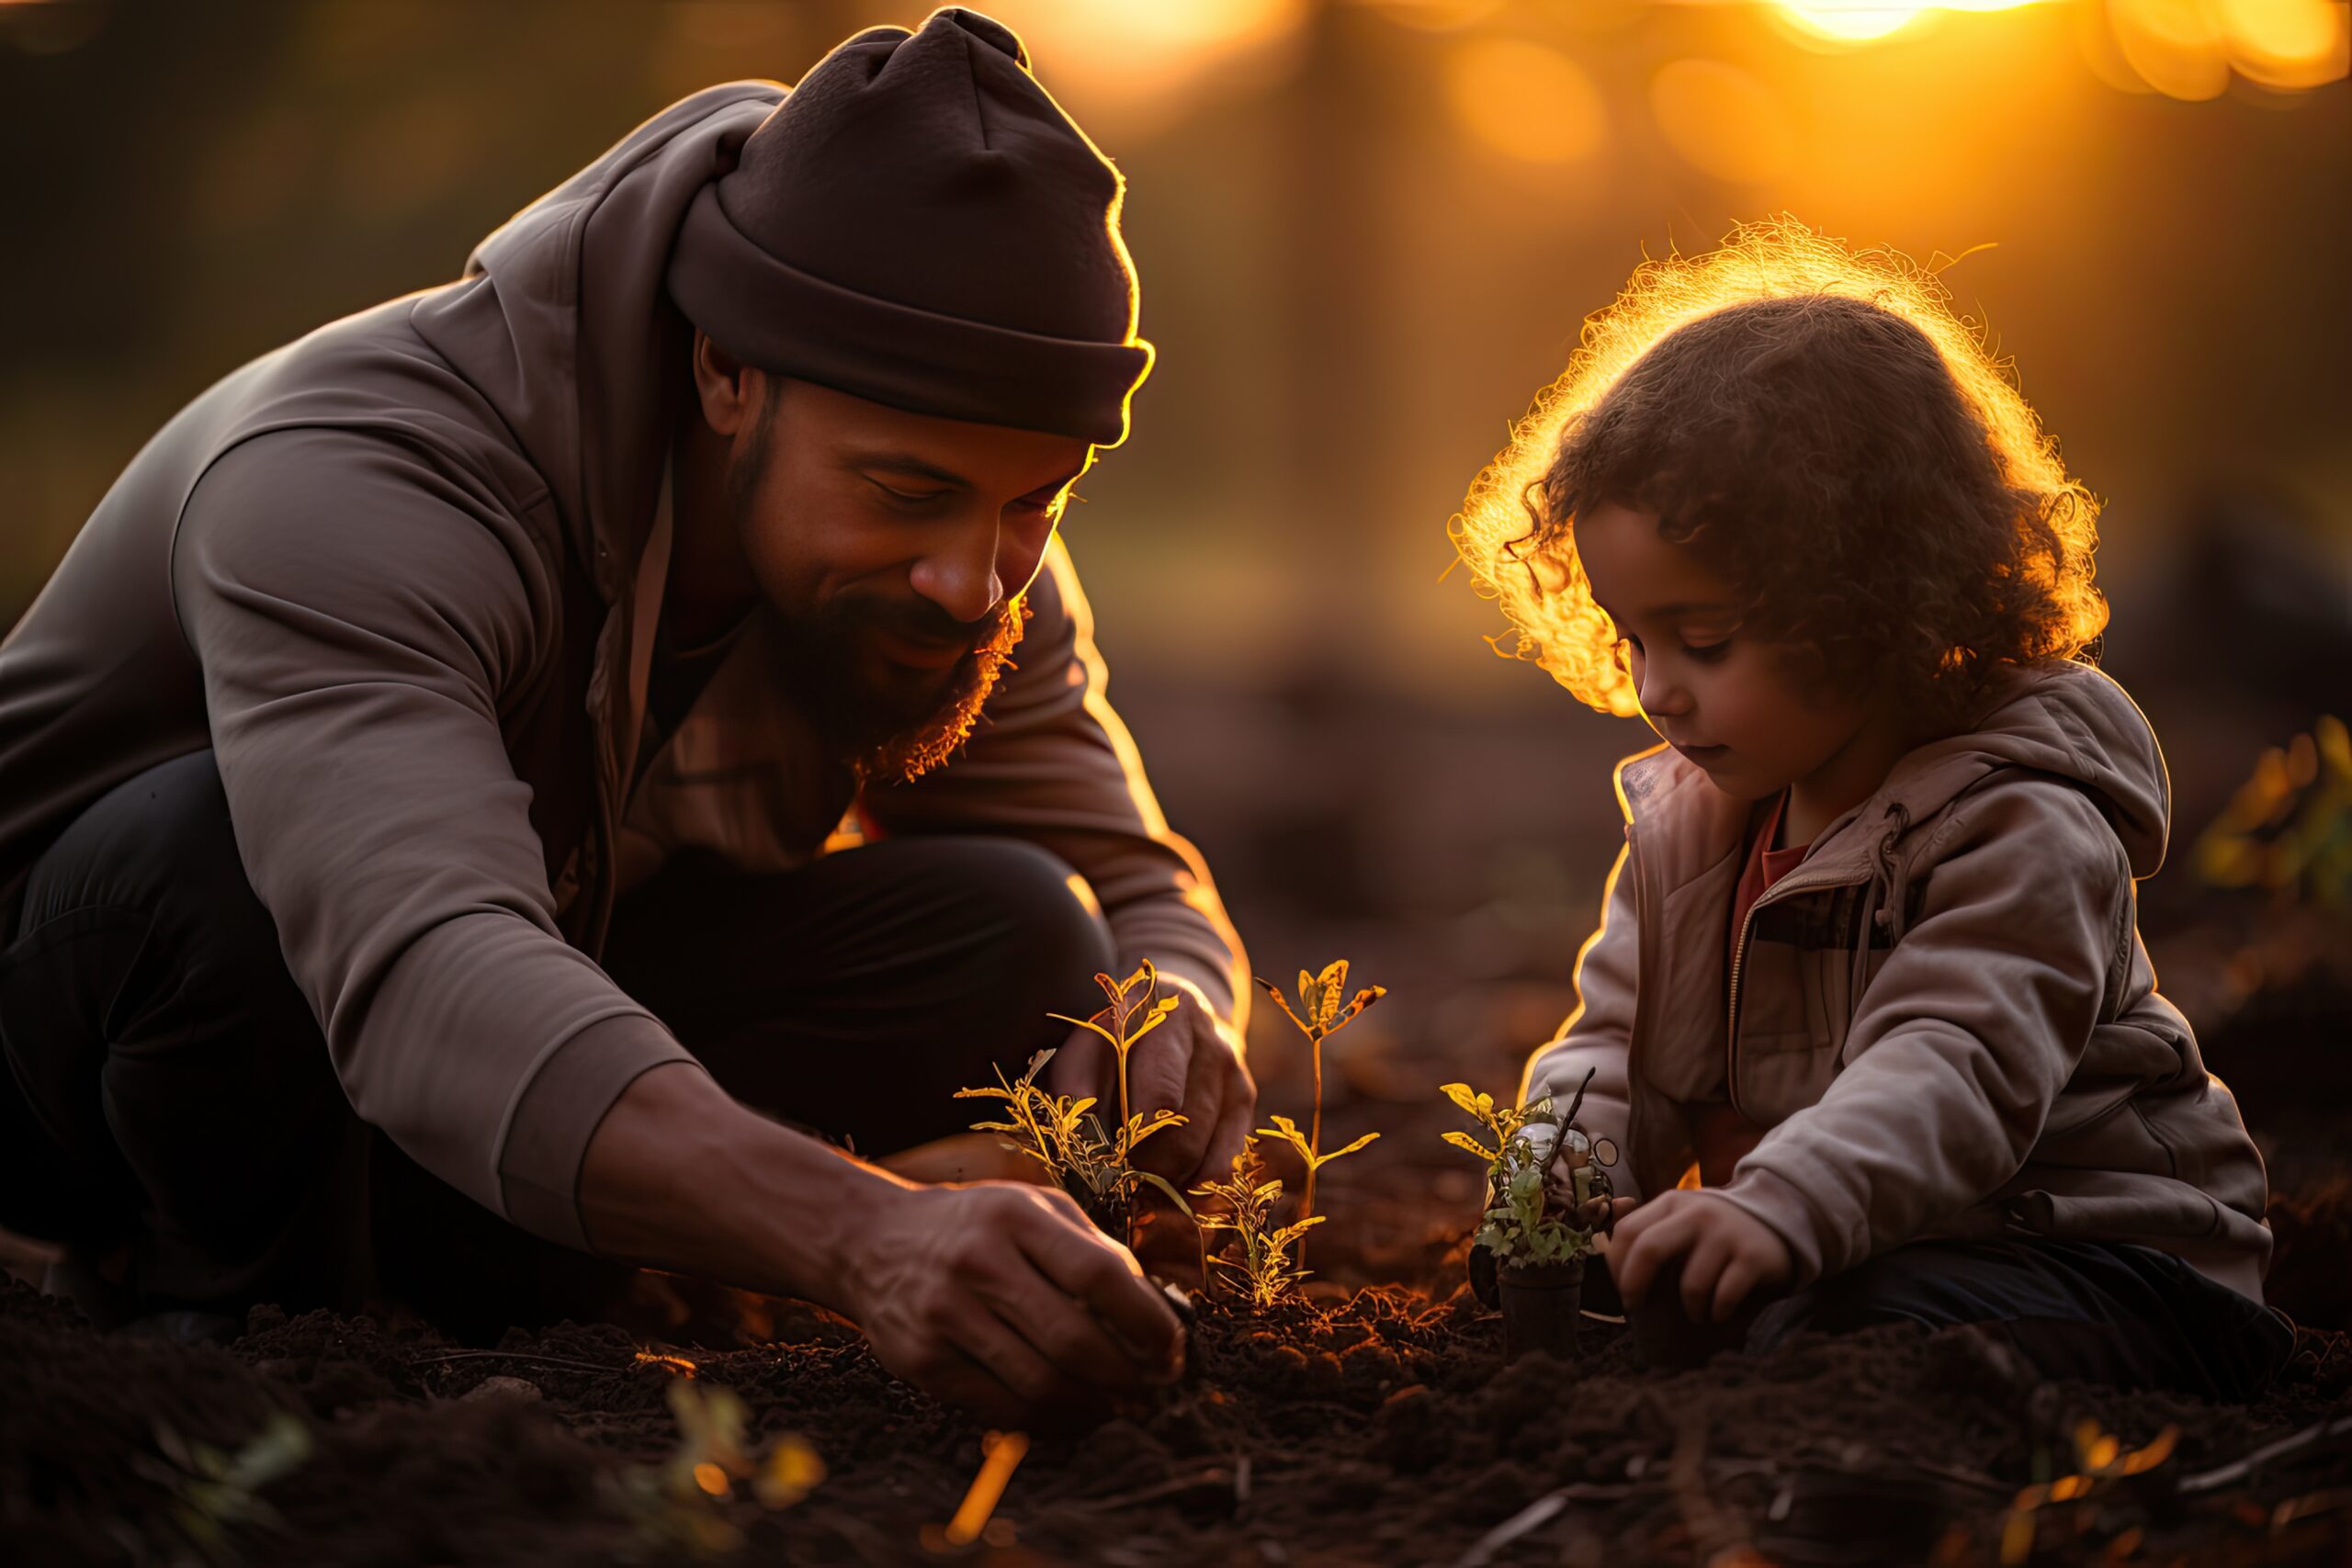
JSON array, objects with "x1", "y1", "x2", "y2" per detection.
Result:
[
  {"x1": 955, "y1": 961, "x2": 1195, "y2": 1245},
  {"x1": 1441, "y1": 1069, "x2": 1617, "y2": 1361},
  {"x1": 1254, "y1": 960, "x2": 1385, "y2": 1267}
]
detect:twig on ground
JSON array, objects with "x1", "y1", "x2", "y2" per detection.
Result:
[
  {"x1": 1453, "y1": 1491, "x2": 1570, "y2": 1567},
  {"x1": 2178, "y1": 1414, "x2": 2352, "y2": 1495}
]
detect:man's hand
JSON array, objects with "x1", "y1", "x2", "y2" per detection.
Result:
[
  {"x1": 1606, "y1": 1190, "x2": 1793, "y2": 1323},
  {"x1": 577, "y1": 1063, "x2": 1182, "y2": 1427},
  {"x1": 1044, "y1": 975, "x2": 1254, "y2": 1188},
  {"x1": 845, "y1": 1180, "x2": 1185, "y2": 1427}
]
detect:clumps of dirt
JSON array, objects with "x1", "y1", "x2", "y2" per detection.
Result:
[
  {"x1": 2267, "y1": 1177, "x2": 2352, "y2": 1335},
  {"x1": 5, "y1": 1279, "x2": 2348, "y2": 1567}
]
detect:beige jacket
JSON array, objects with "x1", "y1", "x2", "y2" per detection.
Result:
[
  {"x1": 0, "y1": 85, "x2": 1244, "y2": 1252},
  {"x1": 1523, "y1": 660, "x2": 2270, "y2": 1301}
]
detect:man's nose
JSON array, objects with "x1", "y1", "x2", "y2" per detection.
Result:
[{"x1": 907, "y1": 519, "x2": 1005, "y2": 626}]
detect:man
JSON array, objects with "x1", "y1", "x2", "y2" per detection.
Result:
[{"x1": 0, "y1": 8, "x2": 1252, "y2": 1425}]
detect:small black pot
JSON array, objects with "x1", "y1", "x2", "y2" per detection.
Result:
[{"x1": 1498, "y1": 1258, "x2": 1584, "y2": 1362}]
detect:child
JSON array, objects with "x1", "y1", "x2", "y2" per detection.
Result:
[{"x1": 1453, "y1": 222, "x2": 2290, "y2": 1398}]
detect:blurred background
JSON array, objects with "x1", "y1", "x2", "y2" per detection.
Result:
[{"x1": 4, "y1": 0, "x2": 2347, "y2": 1293}]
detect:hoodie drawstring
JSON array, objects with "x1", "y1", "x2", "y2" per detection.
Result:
[{"x1": 1851, "y1": 801, "x2": 1915, "y2": 1010}]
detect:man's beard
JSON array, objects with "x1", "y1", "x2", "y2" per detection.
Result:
[
  {"x1": 768, "y1": 586, "x2": 1028, "y2": 785},
  {"x1": 728, "y1": 412, "x2": 1026, "y2": 784}
]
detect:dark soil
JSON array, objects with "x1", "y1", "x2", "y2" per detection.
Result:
[
  {"x1": 5, "y1": 1261, "x2": 2348, "y2": 1567},
  {"x1": 6, "y1": 871, "x2": 2350, "y2": 1563}
]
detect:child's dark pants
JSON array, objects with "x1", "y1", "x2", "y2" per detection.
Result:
[
  {"x1": 1745, "y1": 1236, "x2": 2296, "y2": 1401},
  {"x1": 0, "y1": 750, "x2": 1115, "y2": 1333}
]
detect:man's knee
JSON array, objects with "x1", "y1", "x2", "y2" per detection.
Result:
[
  {"x1": 951, "y1": 837, "x2": 1115, "y2": 964},
  {"x1": 22, "y1": 750, "x2": 277, "y2": 968},
  {"x1": 926, "y1": 837, "x2": 1116, "y2": 1032}
]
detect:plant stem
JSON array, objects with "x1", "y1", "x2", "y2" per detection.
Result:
[
  {"x1": 1114, "y1": 977, "x2": 1135, "y2": 1139},
  {"x1": 1298, "y1": 1032, "x2": 1324, "y2": 1268}
]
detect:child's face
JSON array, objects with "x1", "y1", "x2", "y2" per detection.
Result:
[{"x1": 1577, "y1": 502, "x2": 1889, "y2": 811}]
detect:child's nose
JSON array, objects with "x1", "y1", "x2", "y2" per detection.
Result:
[{"x1": 1638, "y1": 665, "x2": 1692, "y2": 718}]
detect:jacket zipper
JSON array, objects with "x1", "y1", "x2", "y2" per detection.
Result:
[
  {"x1": 1722, "y1": 860, "x2": 1858, "y2": 1119},
  {"x1": 1725, "y1": 904, "x2": 1758, "y2": 1120}
]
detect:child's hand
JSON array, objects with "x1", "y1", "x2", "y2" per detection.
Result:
[{"x1": 1606, "y1": 1191, "x2": 1792, "y2": 1323}]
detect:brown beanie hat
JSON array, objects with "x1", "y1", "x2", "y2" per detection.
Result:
[{"x1": 666, "y1": 7, "x2": 1153, "y2": 446}]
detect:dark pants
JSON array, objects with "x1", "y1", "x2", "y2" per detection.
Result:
[
  {"x1": 0, "y1": 750, "x2": 1114, "y2": 1331},
  {"x1": 1747, "y1": 1236, "x2": 2296, "y2": 1402}
]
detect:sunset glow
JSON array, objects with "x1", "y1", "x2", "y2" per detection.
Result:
[
  {"x1": 1770, "y1": 0, "x2": 2044, "y2": 44},
  {"x1": 1764, "y1": 0, "x2": 2346, "y2": 96}
]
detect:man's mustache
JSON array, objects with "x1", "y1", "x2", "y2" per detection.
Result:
[{"x1": 841, "y1": 592, "x2": 1015, "y2": 652}]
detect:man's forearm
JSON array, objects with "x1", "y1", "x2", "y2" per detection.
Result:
[{"x1": 575, "y1": 1060, "x2": 900, "y2": 1312}]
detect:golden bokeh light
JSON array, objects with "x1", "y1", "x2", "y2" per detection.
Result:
[
  {"x1": 1766, "y1": 0, "x2": 2346, "y2": 96},
  {"x1": 1774, "y1": 1, "x2": 1946, "y2": 42},
  {"x1": 1770, "y1": 0, "x2": 2045, "y2": 44},
  {"x1": 1444, "y1": 36, "x2": 1610, "y2": 165},
  {"x1": 2109, "y1": 0, "x2": 2235, "y2": 98},
  {"x1": 2216, "y1": 0, "x2": 2352, "y2": 87},
  {"x1": 989, "y1": 0, "x2": 1311, "y2": 138},
  {"x1": 1366, "y1": 0, "x2": 1508, "y2": 32},
  {"x1": 1649, "y1": 59, "x2": 1797, "y2": 185}
]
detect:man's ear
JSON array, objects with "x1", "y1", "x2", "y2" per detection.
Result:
[{"x1": 691, "y1": 331, "x2": 767, "y2": 437}]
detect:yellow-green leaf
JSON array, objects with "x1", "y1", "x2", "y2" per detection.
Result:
[
  {"x1": 1048, "y1": 1012, "x2": 1124, "y2": 1051},
  {"x1": 1441, "y1": 1130, "x2": 1499, "y2": 1162},
  {"x1": 1131, "y1": 1169, "x2": 1194, "y2": 1218}
]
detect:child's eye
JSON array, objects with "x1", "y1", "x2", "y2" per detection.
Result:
[{"x1": 1684, "y1": 638, "x2": 1731, "y2": 663}]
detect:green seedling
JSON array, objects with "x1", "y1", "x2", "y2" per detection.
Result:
[
  {"x1": 957, "y1": 960, "x2": 1195, "y2": 1242},
  {"x1": 1192, "y1": 1136, "x2": 1321, "y2": 1310},
  {"x1": 1254, "y1": 1111, "x2": 1378, "y2": 1270},
  {"x1": 2195, "y1": 715, "x2": 2352, "y2": 912},
  {"x1": 136, "y1": 1410, "x2": 311, "y2": 1563},
  {"x1": 611, "y1": 1375, "x2": 825, "y2": 1557},
  {"x1": 1440, "y1": 1070, "x2": 1617, "y2": 1268},
  {"x1": 1254, "y1": 960, "x2": 1385, "y2": 1266}
]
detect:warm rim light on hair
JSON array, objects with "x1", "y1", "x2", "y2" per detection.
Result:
[{"x1": 1447, "y1": 218, "x2": 2104, "y2": 716}]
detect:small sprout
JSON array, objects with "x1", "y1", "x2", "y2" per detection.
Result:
[
  {"x1": 609, "y1": 1373, "x2": 824, "y2": 1556},
  {"x1": 957, "y1": 961, "x2": 1194, "y2": 1246},
  {"x1": 140, "y1": 1411, "x2": 312, "y2": 1561},
  {"x1": 756, "y1": 1434, "x2": 827, "y2": 1509},
  {"x1": 1253, "y1": 959, "x2": 1386, "y2": 1266},
  {"x1": 1192, "y1": 1137, "x2": 1322, "y2": 1310},
  {"x1": 661, "y1": 1378, "x2": 751, "y2": 1502},
  {"x1": 2194, "y1": 715, "x2": 2352, "y2": 911}
]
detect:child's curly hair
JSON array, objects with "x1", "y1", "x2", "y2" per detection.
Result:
[{"x1": 1449, "y1": 220, "x2": 2106, "y2": 730}]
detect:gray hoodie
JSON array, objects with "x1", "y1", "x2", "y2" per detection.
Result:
[
  {"x1": 0, "y1": 85, "x2": 1245, "y2": 1251},
  {"x1": 1524, "y1": 660, "x2": 2271, "y2": 1301}
]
